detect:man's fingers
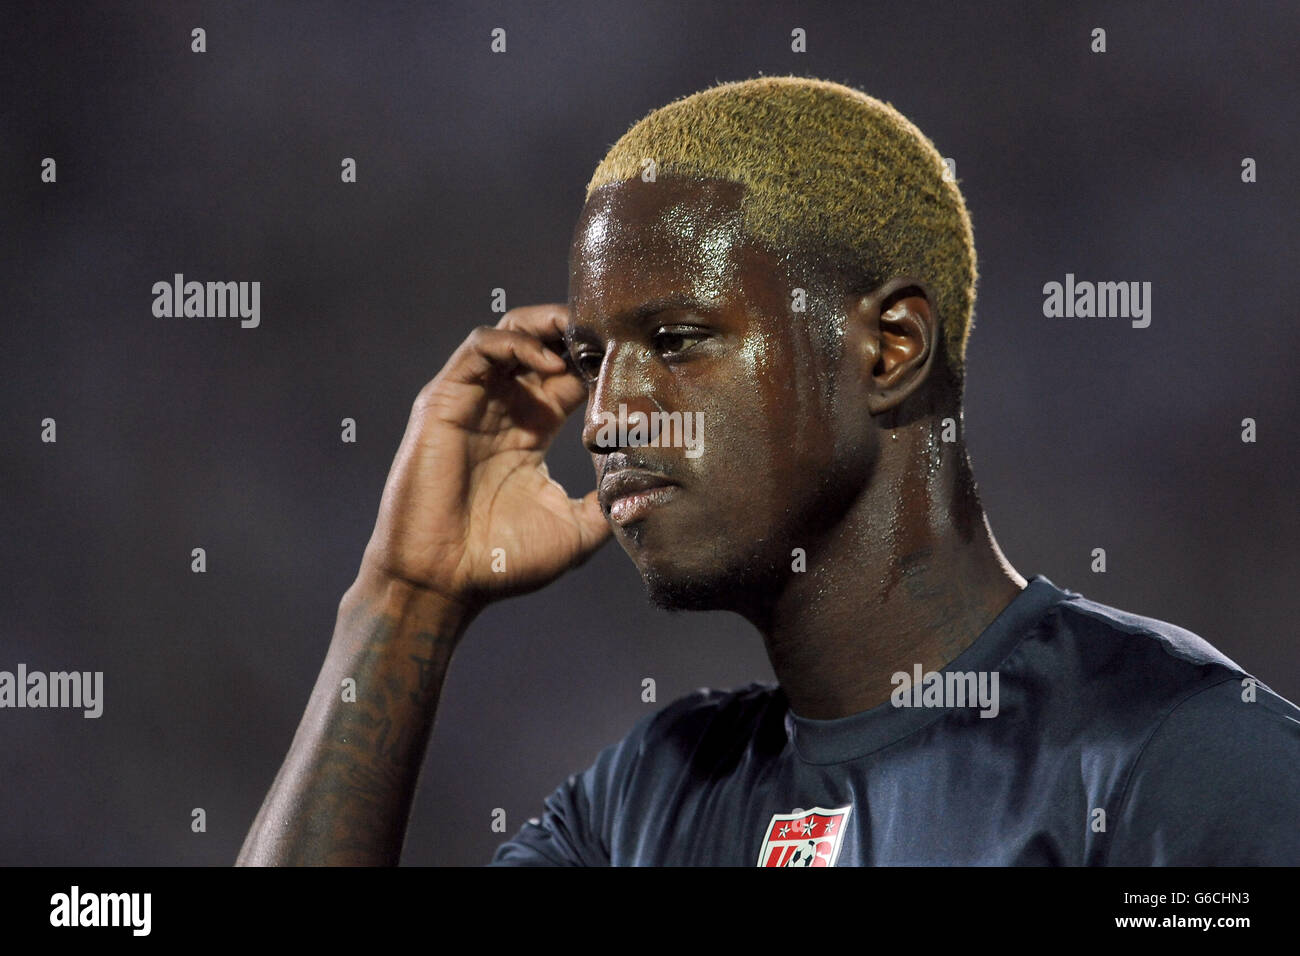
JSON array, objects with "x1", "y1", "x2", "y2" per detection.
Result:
[
  {"x1": 496, "y1": 304, "x2": 571, "y2": 351},
  {"x1": 541, "y1": 367, "x2": 590, "y2": 416},
  {"x1": 449, "y1": 326, "x2": 567, "y2": 384},
  {"x1": 493, "y1": 305, "x2": 593, "y2": 412},
  {"x1": 569, "y1": 488, "x2": 613, "y2": 558}
]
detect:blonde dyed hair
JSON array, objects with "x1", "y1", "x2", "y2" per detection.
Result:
[{"x1": 585, "y1": 75, "x2": 977, "y2": 380}]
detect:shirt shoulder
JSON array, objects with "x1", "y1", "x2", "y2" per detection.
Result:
[
  {"x1": 1026, "y1": 584, "x2": 1256, "y2": 732},
  {"x1": 639, "y1": 680, "x2": 786, "y2": 760},
  {"x1": 1036, "y1": 583, "x2": 1300, "y2": 863},
  {"x1": 487, "y1": 681, "x2": 781, "y2": 866},
  {"x1": 1050, "y1": 585, "x2": 1248, "y2": 674},
  {"x1": 1105, "y1": 677, "x2": 1300, "y2": 864}
]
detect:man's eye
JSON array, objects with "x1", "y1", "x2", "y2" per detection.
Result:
[
  {"x1": 655, "y1": 327, "x2": 707, "y2": 355},
  {"x1": 572, "y1": 350, "x2": 603, "y2": 380}
]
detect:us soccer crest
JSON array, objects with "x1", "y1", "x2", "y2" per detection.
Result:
[{"x1": 757, "y1": 806, "x2": 852, "y2": 867}]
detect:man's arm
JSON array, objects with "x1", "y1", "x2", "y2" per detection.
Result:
[
  {"x1": 237, "y1": 304, "x2": 610, "y2": 865},
  {"x1": 236, "y1": 570, "x2": 472, "y2": 865}
]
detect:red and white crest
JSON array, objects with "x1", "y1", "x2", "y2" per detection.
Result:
[{"x1": 757, "y1": 805, "x2": 852, "y2": 867}]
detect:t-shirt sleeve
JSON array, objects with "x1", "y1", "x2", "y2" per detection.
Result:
[
  {"x1": 1107, "y1": 677, "x2": 1300, "y2": 865},
  {"x1": 487, "y1": 709, "x2": 658, "y2": 866}
]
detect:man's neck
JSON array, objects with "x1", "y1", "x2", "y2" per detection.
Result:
[{"x1": 750, "y1": 437, "x2": 1025, "y2": 721}]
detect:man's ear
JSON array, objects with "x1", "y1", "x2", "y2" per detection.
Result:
[{"x1": 849, "y1": 277, "x2": 938, "y2": 414}]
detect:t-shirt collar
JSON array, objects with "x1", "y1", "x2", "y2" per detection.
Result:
[{"x1": 783, "y1": 574, "x2": 1071, "y2": 764}]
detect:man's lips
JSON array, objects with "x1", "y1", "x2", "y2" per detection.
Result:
[{"x1": 598, "y1": 469, "x2": 680, "y2": 525}]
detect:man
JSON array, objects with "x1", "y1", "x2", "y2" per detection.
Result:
[{"x1": 237, "y1": 76, "x2": 1300, "y2": 866}]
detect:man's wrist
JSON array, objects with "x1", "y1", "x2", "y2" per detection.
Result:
[{"x1": 341, "y1": 563, "x2": 479, "y2": 637}]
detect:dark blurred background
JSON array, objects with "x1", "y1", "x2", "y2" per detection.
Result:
[{"x1": 2, "y1": 1, "x2": 1296, "y2": 865}]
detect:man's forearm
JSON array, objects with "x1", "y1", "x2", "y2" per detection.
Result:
[{"x1": 237, "y1": 571, "x2": 473, "y2": 865}]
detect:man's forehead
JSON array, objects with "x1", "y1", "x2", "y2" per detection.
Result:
[{"x1": 569, "y1": 177, "x2": 751, "y2": 320}]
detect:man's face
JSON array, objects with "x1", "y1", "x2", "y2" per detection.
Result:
[{"x1": 567, "y1": 176, "x2": 879, "y2": 612}]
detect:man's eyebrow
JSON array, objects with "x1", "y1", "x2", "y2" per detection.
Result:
[{"x1": 565, "y1": 295, "x2": 724, "y2": 344}]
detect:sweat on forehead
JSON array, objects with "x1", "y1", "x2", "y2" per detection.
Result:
[{"x1": 571, "y1": 178, "x2": 750, "y2": 295}]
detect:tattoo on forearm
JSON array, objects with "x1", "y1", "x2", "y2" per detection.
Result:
[
  {"x1": 265, "y1": 601, "x2": 460, "y2": 864},
  {"x1": 409, "y1": 630, "x2": 455, "y2": 705}
]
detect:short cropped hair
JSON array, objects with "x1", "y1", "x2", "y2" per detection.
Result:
[{"x1": 585, "y1": 75, "x2": 977, "y2": 383}]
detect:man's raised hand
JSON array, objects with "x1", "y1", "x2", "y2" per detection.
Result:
[{"x1": 360, "y1": 304, "x2": 610, "y2": 616}]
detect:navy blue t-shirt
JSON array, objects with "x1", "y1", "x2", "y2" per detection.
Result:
[{"x1": 490, "y1": 575, "x2": 1300, "y2": 865}]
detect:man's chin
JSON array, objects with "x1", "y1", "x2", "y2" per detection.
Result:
[
  {"x1": 639, "y1": 557, "x2": 783, "y2": 614},
  {"x1": 643, "y1": 572, "x2": 733, "y2": 612}
]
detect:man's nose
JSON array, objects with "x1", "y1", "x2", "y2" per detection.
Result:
[{"x1": 581, "y1": 344, "x2": 662, "y2": 454}]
